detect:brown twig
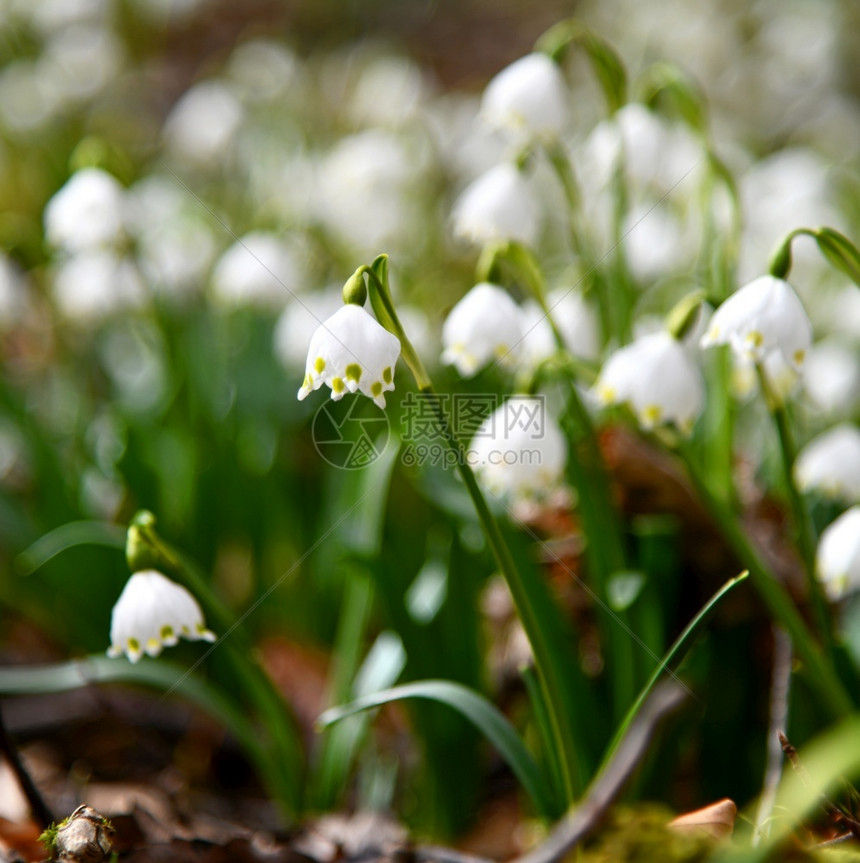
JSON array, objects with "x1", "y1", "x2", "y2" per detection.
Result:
[
  {"x1": 0, "y1": 700, "x2": 55, "y2": 829},
  {"x1": 511, "y1": 682, "x2": 687, "y2": 863}
]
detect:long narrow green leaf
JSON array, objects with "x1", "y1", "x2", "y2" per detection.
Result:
[
  {"x1": 16, "y1": 522, "x2": 126, "y2": 576},
  {"x1": 0, "y1": 655, "x2": 296, "y2": 819},
  {"x1": 317, "y1": 679, "x2": 557, "y2": 818},
  {"x1": 596, "y1": 570, "x2": 749, "y2": 773}
]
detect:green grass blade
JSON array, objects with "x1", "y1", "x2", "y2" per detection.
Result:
[
  {"x1": 318, "y1": 679, "x2": 557, "y2": 818},
  {"x1": 15, "y1": 522, "x2": 126, "y2": 576},
  {"x1": 596, "y1": 570, "x2": 749, "y2": 773}
]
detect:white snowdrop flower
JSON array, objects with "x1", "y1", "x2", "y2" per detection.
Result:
[
  {"x1": 700, "y1": 276, "x2": 812, "y2": 371},
  {"x1": 298, "y1": 303, "x2": 401, "y2": 409},
  {"x1": 803, "y1": 340, "x2": 860, "y2": 417},
  {"x1": 730, "y1": 348, "x2": 800, "y2": 404},
  {"x1": 595, "y1": 331, "x2": 704, "y2": 433},
  {"x1": 795, "y1": 425, "x2": 860, "y2": 503},
  {"x1": 452, "y1": 163, "x2": 540, "y2": 248},
  {"x1": 467, "y1": 397, "x2": 567, "y2": 502},
  {"x1": 623, "y1": 203, "x2": 693, "y2": 283},
  {"x1": 441, "y1": 283, "x2": 524, "y2": 377},
  {"x1": 816, "y1": 506, "x2": 860, "y2": 601},
  {"x1": 211, "y1": 232, "x2": 307, "y2": 310},
  {"x1": 163, "y1": 80, "x2": 243, "y2": 167},
  {"x1": 44, "y1": 168, "x2": 126, "y2": 254},
  {"x1": 107, "y1": 569, "x2": 216, "y2": 663},
  {"x1": 52, "y1": 252, "x2": 146, "y2": 325},
  {"x1": 480, "y1": 52, "x2": 569, "y2": 140},
  {"x1": 274, "y1": 286, "x2": 343, "y2": 371},
  {"x1": 520, "y1": 289, "x2": 599, "y2": 369}
]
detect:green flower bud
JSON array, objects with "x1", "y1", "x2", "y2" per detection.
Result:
[
  {"x1": 666, "y1": 290, "x2": 705, "y2": 341},
  {"x1": 342, "y1": 269, "x2": 368, "y2": 307}
]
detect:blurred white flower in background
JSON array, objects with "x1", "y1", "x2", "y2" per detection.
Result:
[
  {"x1": 738, "y1": 148, "x2": 841, "y2": 284},
  {"x1": 41, "y1": 24, "x2": 123, "y2": 104},
  {"x1": 163, "y1": 80, "x2": 244, "y2": 168},
  {"x1": 227, "y1": 39, "x2": 305, "y2": 105},
  {"x1": 802, "y1": 339, "x2": 860, "y2": 418},
  {"x1": 795, "y1": 425, "x2": 860, "y2": 503},
  {"x1": 595, "y1": 331, "x2": 704, "y2": 432},
  {"x1": 623, "y1": 202, "x2": 694, "y2": 283},
  {"x1": 108, "y1": 569, "x2": 216, "y2": 663},
  {"x1": 346, "y1": 54, "x2": 431, "y2": 128},
  {"x1": 0, "y1": 60, "x2": 60, "y2": 132},
  {"x1": 441, "y1": 283, "x2": 524, "y2": 377},
  {"x1": 451, "y1": 162, "x2": 540, "y2": 248},
  {"x1": 298, "y1": 303, "x2": 401, "y2": 409},
  {"x1": 210, "y1": 231, "x2": 309, "y2": 311},
  {"x1": 314, "y1": 128, "x2": 430, "y2": 255},
  {"x1": 126, "y1": 175, "x2": 217, "y2": 298},
  {"x1": 816, "y1": 506, "x2": 860, "y2": 602},
  {"x1": 52, "y1": 252, "x2": 146, "y2": 324},
  {"x1": 729, "y1": 348, "x2": 801, "y2": 405},
  {"x1": 480, "y1": 52, "x2": 570, "y2": 141},
  {"x1": 467, "y1": 397, "x2": 568, "y2": 503},
  {"x1": 44, "y1": 168, "x2": 127, "y2": 254},
  {"x1": 520, "y1": 288, "x2": 600, "y2": 369},
  {"x1": 700, "y1": 275, "x2": 812, "y2": 372}
]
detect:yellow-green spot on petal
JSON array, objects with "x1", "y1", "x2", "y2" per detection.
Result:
[
  {"x1": 794, "y1": 349, "x2": 806, "y2": 365},
  {"x1": 314, "y1": 356, "x2": 326, "y2": 374},
  {"x1": 598, "y1": 385, "x2": 616, "y2": 404},
  {"x1": 371, "y1": 381, "x2": 383, "y2": 397},
  {"x1": 746, "y1": 330, "x2": 764, "y2": 348},
  {"x1": 332, "y1": 377, "x2": 345, "y2": 394},
  {"x1": 147, "y1": 637, "x2": 160, "y2": 651},
  {"x1": 302, "y1": 373, "x2": 312, "y2": 389},
  {"x1": 382, "y1": 366, "x2": 392, "y2": 384},
  {"x1": 494, "y1": 344, "x2": 510, "y2": 358},
  {"x1": 160, "y1": 625, "x2": 174, "y2": 640},
  {"x1": 128, "y1": 637, "x2": 140, "y2": 652},
  {"x1": 345, "y1": 363, "x2": 362, "y2": 382},
  {"x1": 642, "y1": 404, "x2": 663, "y2": 425}
]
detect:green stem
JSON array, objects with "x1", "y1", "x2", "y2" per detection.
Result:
[
  {"x1": 755, "y1": 364, "x2": 833, "y2": 652},
  {"x1": 679, "y1": 442, "x2": 853, "y2": 719},
  {"x1": 131, "y1": 519, "x2": 305, "y2": 814},
  {"x1": 366, "y1": 268, "x2": 586, "y2": 805}
]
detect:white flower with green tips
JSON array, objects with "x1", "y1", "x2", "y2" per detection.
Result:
[
  {"x1": 298, "y1": 303, "x2": 401, "y2": 409},
  {"x1": 441, "y1": 282, "x2": 524, "y2": 377},
  {"x1": 595, "y1": 331, "x2": 704, "y2": 433},
  {"x1": 816, "y1": 506, "x2": 860, "y2": 601},
  {"x1": 700, "y1": 275, "x2": 812, "y2": 371},
  {"x1": 108, "y1": 569, "x2": 215, "y2": 663}
]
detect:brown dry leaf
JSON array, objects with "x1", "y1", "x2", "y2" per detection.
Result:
[
  {"x1": 0, "y1": 816, "x2": 44, "y2": 863},
  {"x1": 668, "y1": 798, "x2": 737, "y2": 841}
]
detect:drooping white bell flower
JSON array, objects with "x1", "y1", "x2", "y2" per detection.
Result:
[
  {"x1": 595, "y1": 331, "x2": 704, "y2": 433},
  {"x1": 44, "y1": 168, "x2": 126, "y2": 254},
  {"x1": 803, "y1": 339, "x2": 860, "y2": 417},
  {"x1": 700, "y1": 275, "x2": 812, "y2": 371},
  {"x1": 795, "y1": 424, "x2": 860, "y2": 503},
  {"x1": 467, "y1": 396, "x2": 567, "y2": 502},
  {"x1": 107, "y1": 569, "x2": 215, "y2": 663},
  {"x1": 816, "y1": 506, "x2": 860, "y2": 601},
  {"x1": 441, "y1": 283, "x2": 524, "y2": 377},
  {"x1": 480, "y1": 52, "x2": 569, "y2": 140},
  {"x1": 451, "y1": 163, "x2": 539, "y2": 248},
  {"x1": 730, "y1": 348, "x2": 801, "y2": 405},
  {"x1": 298, "y1": 303, "x2": 401, "y2": 409}
]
